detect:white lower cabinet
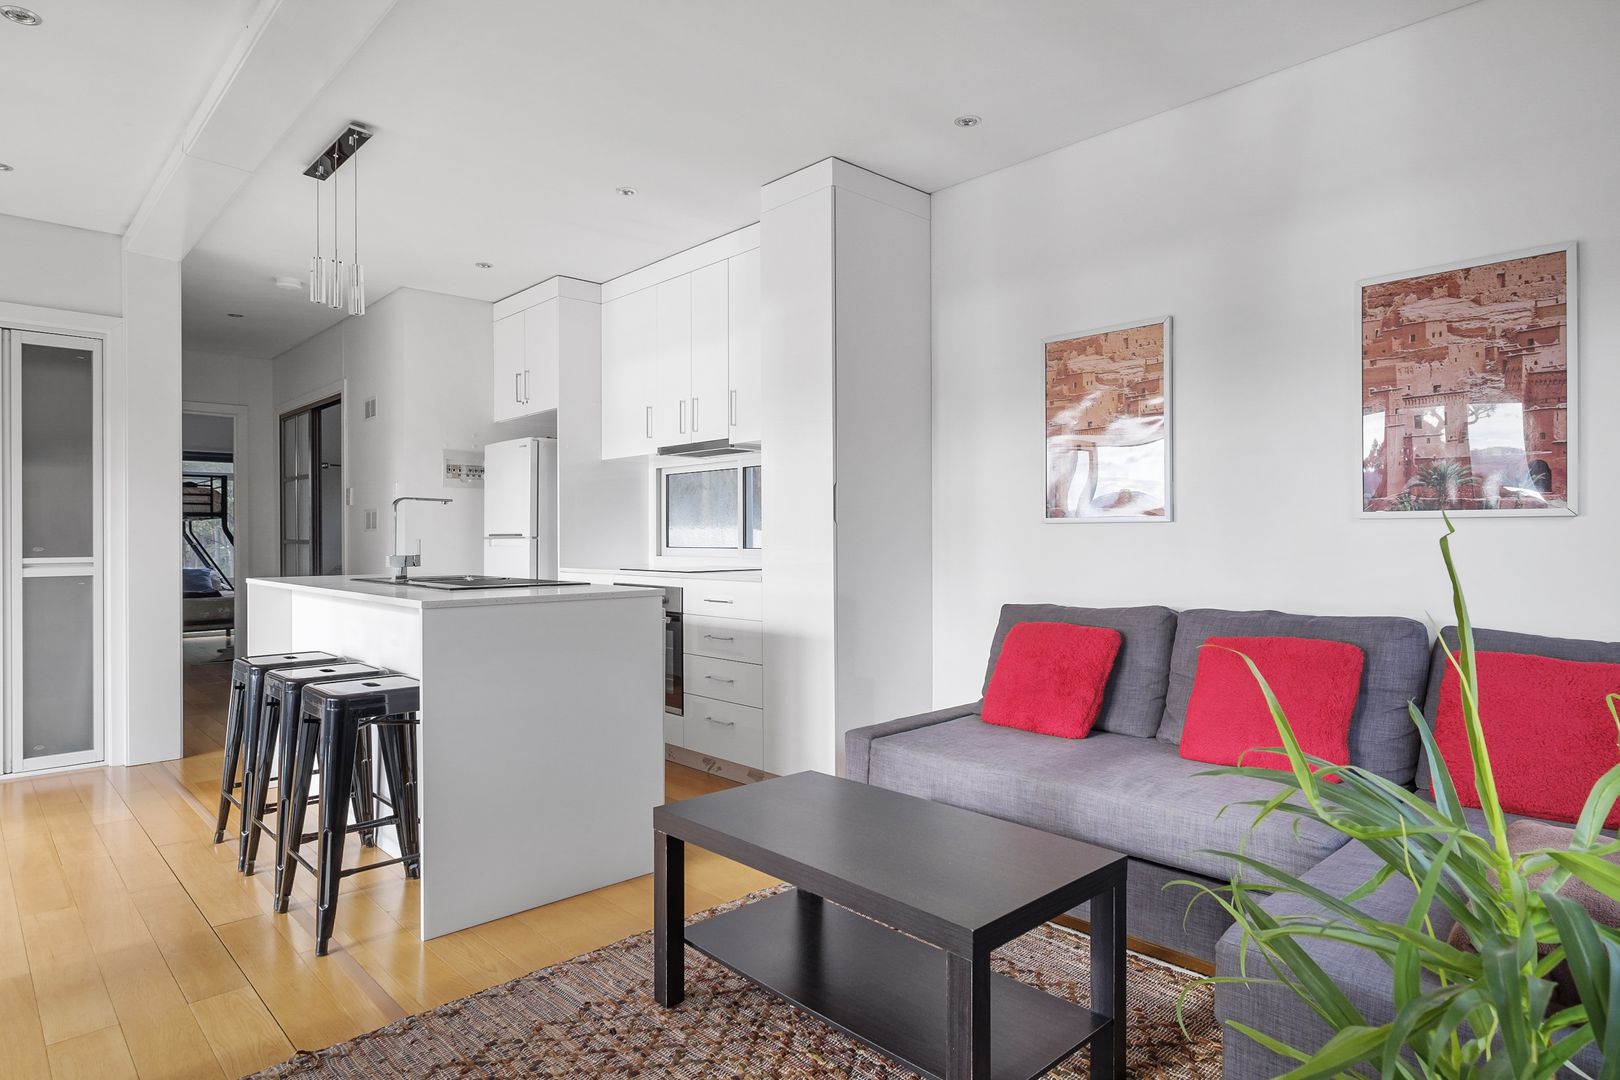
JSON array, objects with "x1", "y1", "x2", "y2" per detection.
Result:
[
  {"x1": 684, "y1": 614, "x2": 763, "y2": 664},
  {"x1": 683, "y1": 695, "x2": 763, "y2": 769},
  {"x1": 662, "y1": 711, "x2": 683, "y2": 747},
  {"x1": 684, "y1": 654, "x2": 763, "y2": 708}
]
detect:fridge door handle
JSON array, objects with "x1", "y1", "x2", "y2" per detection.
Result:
[{"x1": 486, "y1": 533, "x2": 525, "y2": 539}]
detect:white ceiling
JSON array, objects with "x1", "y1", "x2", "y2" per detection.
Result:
[
  {"x1": 10, "y1": 0, "x2": 1478, "y2": 359},
  {"x1": 0, "y1": 0, "x2": 258, "y2": 234}
]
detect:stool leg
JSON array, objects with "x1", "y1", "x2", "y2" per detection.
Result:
[
  {"x1": 273, "y1": 719, "x2": 319, "y2": 915},
  {"x1": 352, "y1": 728, "x2": 377, "y2": 848},
  {"x1": 314, "y1": 717, "x2": 361, "y2": 956},
  {"x1": 212, "y1": 680, "x2": 246, "y2": 844},
  {"x1": 381, "y1": 721, "x2": 422, "y2": 879},
  {"x1": 242, "y1": 698, "x2": 281, "y2": 875}
]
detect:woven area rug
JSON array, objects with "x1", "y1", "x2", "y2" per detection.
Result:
[{"x1": 251, "y1": 891, "x2": 1222, "y2": 1079}]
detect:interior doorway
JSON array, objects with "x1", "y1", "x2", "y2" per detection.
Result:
[
  {"x1": 181, "y1": 408, "x2": 241, "y2": 661},
  {"x1": 280, "y1": 396, "x2": 342, "y2": 576}
]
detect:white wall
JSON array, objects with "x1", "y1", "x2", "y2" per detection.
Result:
[
  {"x1": 183, "y1": 351, "x2": 279, "y2": 584},
  {"x1": 930, "y1": 0, "x2": 1620, "y2": 708},
  {"x1": 0, "y1": 213, "x2": 123, "y2": 316},
  {"x1": 271, "y1": 288, "x2": 497, "y2": 578}
]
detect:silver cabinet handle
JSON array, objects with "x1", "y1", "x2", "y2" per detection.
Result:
[
  {"x1": 704, "y1": 716, "x2": 735, "y2": 728},
  {"x1": 703, "y1": 634, "x2": 735, "y2": 642},
  {"x1": 730, "y1": 389, "x2": 737, "y2": 427},
  {"x1": 645, "y1": 405, "x2": 653, "y2": 439},
  {"x1": 704, "y1": 675, "x2": 735, "y2": 684},
  {"x1": 703, "y1": 597, "x2": 734, "y2": 604},
  {"x1": 523, "y1": 369, "x2": 530, "y2": 403},
  {"x1": 679, "y1": 399, "x2": 686, "y2": 434},
  {"x1": 514, "y1": 372, "x2": 522, "y2": 404},
  {"x1": 692, "y1": 396, "x2": 700, "y2": 432}
]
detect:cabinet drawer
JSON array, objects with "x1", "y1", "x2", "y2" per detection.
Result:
[
  {"x1": 685, "y1": 582, "x2": 762, "y2": 621},
  {"x1": 683, "y1": 695, "x2": 762, "y2": 768},
  {"x1": 684, "y1": 614, "x2": 763, "y2": 664},
  {"x1": 684, "y1": 654, "x2": 762, "y2": 707}
]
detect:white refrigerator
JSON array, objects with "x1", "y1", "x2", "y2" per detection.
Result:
[{"x1": 482, "y1": 437, "x2": 560, "y2": 578}]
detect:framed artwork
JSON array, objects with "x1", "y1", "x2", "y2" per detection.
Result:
[
  {"x1": 1360, "y1": 243, "x2": 1577, "y2": 517},
  {"x1": 1044, "y1": 317, "x2": 1171, "y2": 522}
]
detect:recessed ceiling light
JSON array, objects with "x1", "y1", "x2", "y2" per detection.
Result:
[
  {"x1": 271, "y1": 275, "x2": 303, "y2": 291},
  {"x1": 615, "y1": 186, "x2": 638, "y2": 197},
  {"x1": 953, "y1": 114, "x2": 982, "y2": 128},
  {"x1": 226, "y1": 313, "x2": 245, "y2": 319},
  {"x1": 0, "y1": 163, "x2": 13, "y2": 172},
  {"x1": 475, "y1": 262, "x2": 493, "y2": 269},
  {"x1": 0, "y1": 6, "x2": 43, "y2": 26}
]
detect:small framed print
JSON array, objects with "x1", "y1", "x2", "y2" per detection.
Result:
[
  {"x1": 1361, "y1": 243, "x2": 1577, "y2": 517},
  {"x1": 1044, "y1": 316, "x2": 1172, "y2": 522}
]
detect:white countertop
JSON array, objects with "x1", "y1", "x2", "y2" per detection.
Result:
[
  {"x1": 562, "y1": 566, "x2": 763, "y2": 583},
  {"x1": 247, "y1": 576, "x2": 663, "y2": 610}
]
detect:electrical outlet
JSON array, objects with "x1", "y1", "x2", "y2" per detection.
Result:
[
  {"x1": 443, "y1": 449, "x2": 485, "y2": 487},
  {"x1": 363, "y1": 397, "x2": 378, "y2": 420},
  {"x1": 364, "y1": 509, "x2": 378, "y2": 531}
]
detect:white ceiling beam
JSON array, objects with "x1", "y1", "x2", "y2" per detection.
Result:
[{"x1": 123, "y1": 0, "x2": 397, "y2": 259}]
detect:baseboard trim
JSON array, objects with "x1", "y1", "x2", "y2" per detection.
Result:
[
  {"x1": 1051, "y1": 914, "x2": 1215, "y2": 976},
  {"x1": 665, "y1": 744, "x2": 775, "y2": 785}
]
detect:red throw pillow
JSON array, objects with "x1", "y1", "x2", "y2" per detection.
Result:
[
  {"x1": 1432, "y1": 652, "x2": 1620, "y2": 827},
  {"x1": 1179, "y1": 636, "x2": 1365, "y2": 780},
  {"x1": 982, "y1": 622, "x2": 1122, "y2": 739}
]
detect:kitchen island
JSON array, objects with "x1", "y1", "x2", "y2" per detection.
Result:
[{"x1": 245, "y1": 575, "x2": 665, "y2": 939}]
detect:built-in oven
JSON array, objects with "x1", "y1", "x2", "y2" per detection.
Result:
[{"x1": 619, "y1": 582, "x2": 682, "y2": 715}]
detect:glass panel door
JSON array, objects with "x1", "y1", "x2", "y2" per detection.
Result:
[
  {"x1": 5, "y1": 329, "x2": 103, "y2": 772},
  {"x1": 280, "y1": 398, "x2": 341, "y2": 576}
]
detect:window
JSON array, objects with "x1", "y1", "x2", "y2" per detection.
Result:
[{"x1": 659, "y1": 459, "x2": 761, "y2": 556}]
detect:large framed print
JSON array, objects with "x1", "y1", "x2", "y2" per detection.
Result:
[
  {"x1": 1044, "y1": 316, "x2": 1171, "y2": 522},
  {"x1": 1360, "y1": 243, "x2": 1577, "y2": 517}
]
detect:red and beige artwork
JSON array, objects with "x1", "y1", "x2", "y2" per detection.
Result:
[
  {"x1": 1361, "y1": 248, "x2": 1572, "y2": 514},
  {"x1": 1044, "y1": 319, "x2": 1169, "y2": 520}
]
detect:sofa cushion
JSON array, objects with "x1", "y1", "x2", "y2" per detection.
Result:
[
  {"x1": 1180, "y1": 635, "x2": 1364, "y2": 779},
  {"x1": 1433, "y1": 651, "x2": 1620, "y2": 826},
  {"x1": 867, "y1": 718, "x2": 1348, "y2": 881},
  {"x1": 982, "y1": 622, "x2": 1121, "y2": 738},
  {"x1": 1418, "y1": 625, "x2": 1620, "y2": 793},
  {"x1": 982, "y1": 604, "x2": 1177, "y2": 738},
  {"x1": 1158, "y1": 609, "x2": 1430, "y2": 786}
]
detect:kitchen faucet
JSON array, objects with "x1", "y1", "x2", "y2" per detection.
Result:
[{"x1": 388, "y1": 496, "x2": 453, "y2": 584}]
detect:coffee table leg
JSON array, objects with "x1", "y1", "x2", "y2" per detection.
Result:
[
  {"x1": 946, "y1": 949, "x2": 990, "y2": 1080},
  {"x1": 1090, "y1": 871, "x2": 1128, "y2": 1079},
  {"x1": 654, "y1": 830, "x2": 684, "y2": 1007}
]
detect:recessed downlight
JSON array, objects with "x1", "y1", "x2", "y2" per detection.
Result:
[
  {"x1": 474, "y1": 262, "x2": 493, "y2": 269},
  {"x1": 0, "y1": 6, "x2": 43, "y2": 26},
  {"x1": 226, "y1": 313, "x2": 245, "y2": 319},
  {"x1": 953, "y1": 114, "x2": 982, "y2": 128},
  {"x1": 615, "y1": 186, "x2": 638, "y2": 197},
  {"x1": 0, "y1": 162, "x2": 13, "y2": 172}
]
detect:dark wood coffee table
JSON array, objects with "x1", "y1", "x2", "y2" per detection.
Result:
[{"x1": 653, "y1": 771, "x2": 1127, "y2": 1080}]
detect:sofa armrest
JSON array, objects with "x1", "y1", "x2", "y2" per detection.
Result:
[{"x1": 843, "y1": 702, "x2": 982, "y2": 782}]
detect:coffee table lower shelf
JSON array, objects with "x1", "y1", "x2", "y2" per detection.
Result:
[{"x1": 683, "y1": 890, "x2": 1107, "y2": 1080}]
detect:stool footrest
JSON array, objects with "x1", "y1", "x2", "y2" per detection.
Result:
[{"x1": 340, "y1": 856, "x2": 415, "y2": 877}]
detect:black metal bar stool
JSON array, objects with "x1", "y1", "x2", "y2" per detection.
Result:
[
  {"x1": 243, "y1": 661, "x2": 385, "y2": 877},
  {"x1": 213, "y1": 652, "x2": 339, "y2": 852},
  {"x1": 275, "y1": 675, "x2": 421, "y2": 955}
]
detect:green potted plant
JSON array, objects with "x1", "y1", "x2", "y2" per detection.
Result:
[{"x1": 1182, "y1": 519, "x2": 1620, "y2": 1078}]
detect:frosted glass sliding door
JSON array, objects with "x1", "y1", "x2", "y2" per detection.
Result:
[{"x1": 4, "y1": 329, "x2": 103, "y2": 773}]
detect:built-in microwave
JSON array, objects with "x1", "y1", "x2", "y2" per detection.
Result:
[{"x1": 619, "y1": 582, "x2": 682, "y2": 715}]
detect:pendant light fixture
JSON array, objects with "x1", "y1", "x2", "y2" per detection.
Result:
[{"x1": 305, "y1": 124, "x2": 373, "y2": 316}]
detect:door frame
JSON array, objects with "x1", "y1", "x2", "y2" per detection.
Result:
[
  {"x1": 3, "y1": 327, "x2": 105, "y2": 773},
  {"x1": 183, "y1": 400, "x2": 250, "y2": 645}
]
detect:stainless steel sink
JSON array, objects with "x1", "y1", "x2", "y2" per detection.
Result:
[{"x1": 350, "y1": 575, "x2": 589, "y2": 591}]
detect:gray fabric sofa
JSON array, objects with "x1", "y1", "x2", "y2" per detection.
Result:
[{"x1": 844, "y1": 603, "x2": 1612, "y2": 1078}]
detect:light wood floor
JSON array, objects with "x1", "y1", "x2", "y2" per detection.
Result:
[{"x1": 0, "y1": 633, "x2": 775, "y2": 1079}]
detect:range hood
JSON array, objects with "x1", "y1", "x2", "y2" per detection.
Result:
[{"x1": 656, "y1": 438, "x2": 756, "y2": 458}]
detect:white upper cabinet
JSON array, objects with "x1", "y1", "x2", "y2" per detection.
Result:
[
  {"x1": 688, "y1": 261, "x2": 730, "y2": 442},
  {"x1": 599, "y1": 228, "x2": 761, "y2": 459},
  {"x1": 727, "y1": 248, "x2": 762, "y2": 445},
  {"x1": 492, "y1": 297, "x2": 563, "y2": 422},
  {"x1": 652, "y1": 276, "x2": 692, "y2": 447},
  {"x1": 492, "y1": 311, "x2": 527, "y2": 423},
  {"x1": 602, "y1": 287, "x2": 658, "y2": 459}
]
